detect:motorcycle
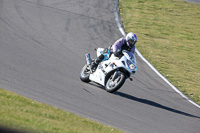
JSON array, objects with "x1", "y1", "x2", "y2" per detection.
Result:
[{"x1": 80, "y1": 48, "x2": 137, "y2": 93}]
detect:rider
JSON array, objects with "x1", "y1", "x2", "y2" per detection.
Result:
[{"x1": 91, "y1": 32, "x2": 137, "y2": 69}]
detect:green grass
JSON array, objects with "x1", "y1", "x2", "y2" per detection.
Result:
[
  {"x1": 0, "y1": 88, "x2": 123, "y2": 133},
  {"x1": 119, "y1": 0, "x2": 200, "y2": 104}
]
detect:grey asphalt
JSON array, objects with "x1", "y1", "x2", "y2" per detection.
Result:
[
  {"x1": 0, "y1": 0, "x2": 200, "y2": 133},
  {"x1": 183, "y1": 0, "x2": 200, "y2": 4}
]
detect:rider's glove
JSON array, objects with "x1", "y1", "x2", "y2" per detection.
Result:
[
  {"x1": 114, "y1": 52, "x2": 120, "y2": 57},
  {"x1": 114, "y1": 52, "x2": 123, "y2": 58}
]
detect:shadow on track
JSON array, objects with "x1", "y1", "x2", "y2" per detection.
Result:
[
  {"x1": 82, "y1": 82, "x2": 200, "y2": 119},
  {"x1": 114, "y1": 91, "x2": 200, "y2": 119}
]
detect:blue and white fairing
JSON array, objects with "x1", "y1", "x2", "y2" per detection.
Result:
[{"x1": 89, "y1": 49, "x2": 137, "y2": 86}]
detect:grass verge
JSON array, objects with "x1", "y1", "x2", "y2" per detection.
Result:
[
  {"x1": 119, "y1": 0, "x2": 200, "y2": 105},
  {"x1": 0, "y1": 88, "x2": 123, "y2": 133}
]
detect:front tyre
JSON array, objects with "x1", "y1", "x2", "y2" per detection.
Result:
[
  {"x1": 80, "y1": 64, "x2": 90, "y2": 83},
  {"x1": 105, "y1": 71, "x2": 126, "y2": 93}
]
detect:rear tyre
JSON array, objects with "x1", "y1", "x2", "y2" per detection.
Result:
[
  {"x1": 105, "y1": 71, "x2": 126, "y2": 93},
  {"x1": 80, "y1": 64, "x2": 90, "y2": 83}
]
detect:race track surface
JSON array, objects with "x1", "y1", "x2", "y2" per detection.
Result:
[
  {"x1": 0, "y1": 0, "x2": 200, "y2": 133},
  {"x1": 184, "y1": 0, "x2": 200, "y2": 4}
]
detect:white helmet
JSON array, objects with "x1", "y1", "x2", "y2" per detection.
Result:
[{"x1": 125, "y1": 32, "x2": 137, "y2": 48}]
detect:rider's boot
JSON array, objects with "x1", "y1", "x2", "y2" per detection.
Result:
[
  {"x1": 91, "y1": 59, "x2": 100, "y2": 70},
  {"x1": 91, "y1": 54, "x2": 104, "y2": 70}
]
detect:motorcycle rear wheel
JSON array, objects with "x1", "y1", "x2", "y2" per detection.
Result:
[
  {"x1": 105, "y1": 71, "x2": 126, "y2": 93},
  {"x1": 80, "y1": 64, "x2": 90, "y2": 83}
]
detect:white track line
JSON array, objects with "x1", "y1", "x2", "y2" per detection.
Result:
[{"x1": 113, "y1": 0, "x2": 200, "y2": 109}]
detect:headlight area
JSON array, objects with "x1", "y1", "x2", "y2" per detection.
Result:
[
  {"x1": 127, "y1": 60, "x2": 137, "y2": 74},
  {"x1": 127, "y1": 60, "x2": 135, "y2": 70},
  {"x1": 129, "y1": 64, "x2": 136, "y2": 74},
  {"x1": 129, "y1": 64, "x2": 135, "y2": 70}
]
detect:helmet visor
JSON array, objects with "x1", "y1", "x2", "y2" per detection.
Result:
[{"x1": 128, "y1": 39, "x2": 136, "y2": 47}]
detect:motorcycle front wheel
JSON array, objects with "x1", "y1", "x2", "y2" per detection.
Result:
[
  {"x1": 105, "y1": 71, "x2": 126, "y2": 93},
  {"x1": 80, "y1": 64, "x2": 91, "y2": 83}
]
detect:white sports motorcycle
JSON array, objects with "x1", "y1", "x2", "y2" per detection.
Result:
[{"x1": 80, "y1": 48, "x2": 137, "y2": 93}]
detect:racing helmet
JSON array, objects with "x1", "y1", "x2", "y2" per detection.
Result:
[{"x1": 125, "y1": 32, "x2": 137, "y2": 48}]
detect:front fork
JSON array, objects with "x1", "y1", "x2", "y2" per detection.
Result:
[
  {"x1": 112, "y1": 70, "x2": 120, "y2": 81},
  {"x1": 112, "y1": 70, "x2": 132, "y2": 81}
]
